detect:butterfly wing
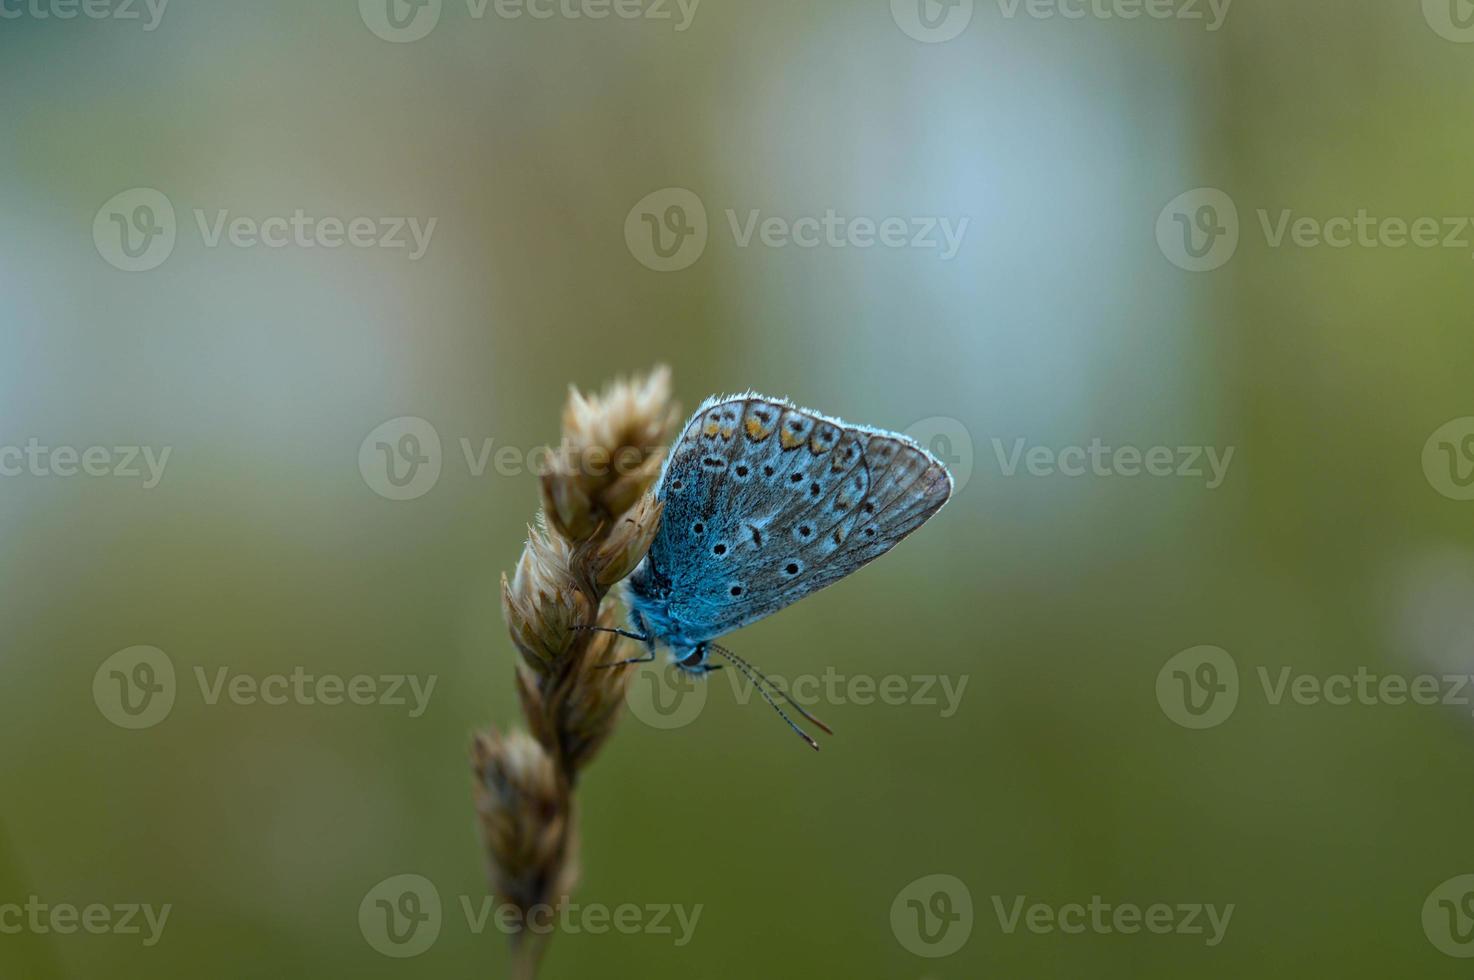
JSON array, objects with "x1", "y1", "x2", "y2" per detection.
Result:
[{"x1": 643, "y1": 394, "x2": 953, "y2": 642}]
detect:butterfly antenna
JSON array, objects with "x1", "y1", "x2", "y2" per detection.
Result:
[{"x1": 707, "y1": 643, "x2": 833, "y2": 750}]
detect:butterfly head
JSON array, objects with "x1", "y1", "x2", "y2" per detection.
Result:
[
  {"x1": 670, "y1": 642, "x2": 712, "y2": 674},
  {"x1": 625, "y1": 595, "x2": 711, "y2": 673}
]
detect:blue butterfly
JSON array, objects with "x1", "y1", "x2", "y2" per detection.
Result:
[{"x1": 590, "y1": 393, "x2": 954, "y2": 748}]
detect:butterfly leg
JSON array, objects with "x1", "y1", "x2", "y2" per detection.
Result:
[
  {"x1": 570, "y1": 623, "x2": 658, "y2": 668},
  {"x1": 571, "y1": 624, "x2": 651, "y2": 643},
  {"x1": 594, "y1": 650, "x2": 657, "y2": 669}
]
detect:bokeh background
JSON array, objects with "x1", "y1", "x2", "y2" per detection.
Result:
[{"x1": 5, "y1": 0, "x2": 1474, "y2": 976}]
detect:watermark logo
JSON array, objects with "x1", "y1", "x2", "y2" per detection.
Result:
[
  {"x1": 625, "y1": 187, "x2": 708, "y2": 272},
  {"x1": 360, "y1": 0, "x2": 442, "y2": 42},
  {"x1": 1156, "y1": 646, "x2": 1238, "y2": 729},
  {"x1": 1424, "y1": 0, "x2": 1474, "y2": 42},
  {"x1": 93, "y1": 646, "x2": 176, "y2": 730},
  {"x1": 94, "y1": 188, "x2": 176, "y2": 272},
  {"x1": 1425, "y1": 875, "x2": 1474, "y2": 957},
  {"x1": 1156, "y1": 188, "x2": 1239, "y2": 272},
  {"x1": 891, "y1": 0, "x2": 973, "y2": 43},
  {"x1": 1423, "y1": 418, "x2": 1474, "y2": 502},
  {"x1": 360, "y1": 417, "x2": 443, "y2": 500},
  {"x1": 891, "y1": 874, "x2": 973, "y2": 958},
  {"x1": 360, "y1": 874, "x2": 442, "y2": 958},
  {"x1": 906, "y1": 417, "x2": 975, "y2": 494},
  {"x1": 624, "y1": 661, "x2": 708, "y2": 730}
]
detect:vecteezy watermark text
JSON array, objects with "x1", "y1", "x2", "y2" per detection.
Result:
[
  {"x1": 93, "y1": 646, "x2": 437, "y2": 729},
  {"x1": 623, "y1": 188, "x2": 969, "y2": 272},
  {"x1": 358, "y1": 0, "x2": 699, "y2": 43},
  {"x1": 888, "y1": 876, "x2": 1232, "y2": 957},
  {"x1": 1158, "y1": 187, "x2": 1474, "y2": 272},
  {"x1": 0, "y1": 0, "x2": 168, "y2": 29},
  {"x1": 193, "y1": 666, "x2": 436, "y2": 716},
  {"x1": 992, "y1": 895, "x2": 1234, "y2": 946},
  {"x1": 0, "y1": 897, "x2": 170, "y2": 947},
  {"x1": 626, "y1": 662, "x2": 968, "y2": 730},
  {"x1": 1157, "y1": 646, "x2": 1474, "y2": 729},
  {"x1": 466, "y1": 0, "x2": 698, "y2": 27},
  {"x1": 358, "y1": 874, "x2": 700, "y2": 958},
  {"x1": 93, "y1": 188, "x2": 436, "y2": 272},
  {"x1": 193, "y1": 210, "x2": 435, "y2": 259},
  {"x1": 991, "y1": 438, "x2": 1235, "y2": 489},
  {"x1": 995, "y1": 0, "x2": 1230, "y2": 28},
  {"x1": 725, "y1": 210, "x2": 969, "y2": 260},
  {"x1": 890, "y1": 0, "x2": 1231, "y2": 44},
  {"x1": 0, "y1": 440, "x2": 170, "y2": 488},
  {"x1": 358, "y1": 417, "x2": 672, "y2": 500}
]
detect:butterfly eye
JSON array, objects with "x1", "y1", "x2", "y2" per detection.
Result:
[
  {"x1": 863, "y1": 501, "x2": 875, "y2": 514},
  {"x1": 670, "y1": 479, "x2": 683, "y2": 491},
  {"x1": 729, "y1": 585, "x2": 744, "y2": 596},
  {"x1": 692, "y1": 521, "x2": 705, "y2": 535},
  {"x1": 783, "y1": 561, "x2": 801, "y2": 576},
  {"x1": 735, "y1": 464, "x2": 749, "y2": 477},
  {"x1": 762, "y1": 465, "x2": 775, "y2": 477},
  {"x1": 798, "y1": 525, "x2": 812, "y2": 539},
  {"x1": 712, "y1": 543, "x2": 727, "y2": 556}
]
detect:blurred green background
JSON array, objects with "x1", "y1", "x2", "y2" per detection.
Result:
[{"x1": 5, "y1": 0, "x2": 1474, "y2": 976}]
